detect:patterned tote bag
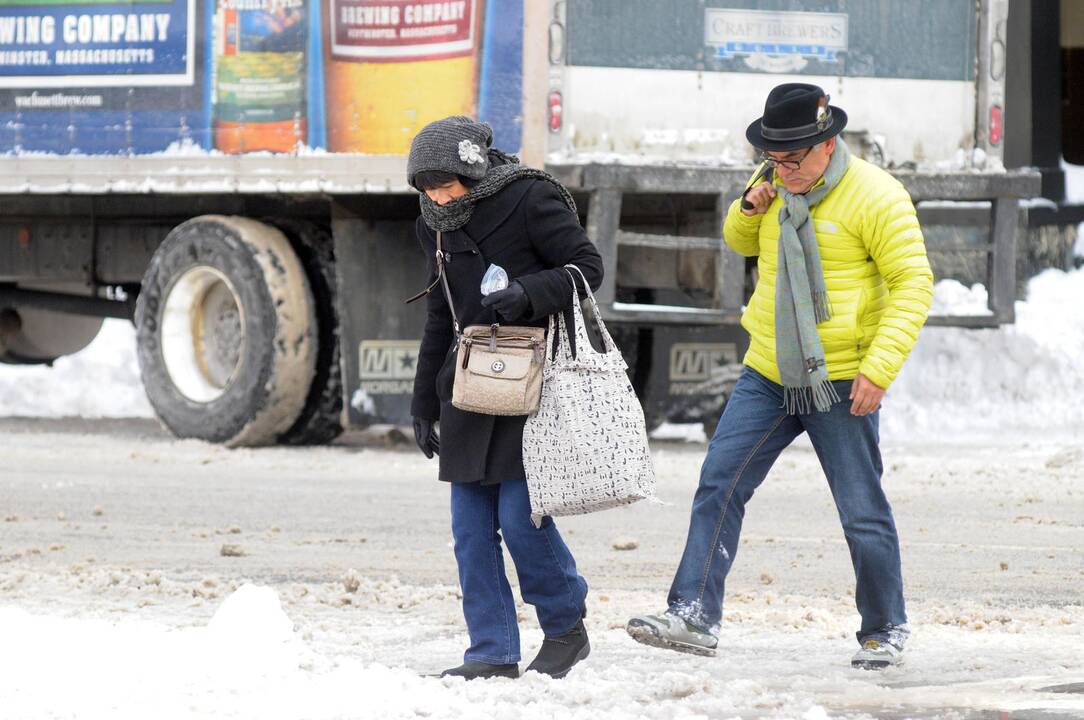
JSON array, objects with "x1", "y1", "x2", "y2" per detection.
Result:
[{"x1": 522, "y1": 265, "x2": 656, "y2": 527}]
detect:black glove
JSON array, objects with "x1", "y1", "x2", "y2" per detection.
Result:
[
  {"x1": 480, "y1": 281, "x2": 530, "y2": 321},
  {"x1": 412, "y1": 417, "x2": 439, "y2": 459}
]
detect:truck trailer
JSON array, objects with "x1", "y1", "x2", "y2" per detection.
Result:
[{"x1": 1, "y1": 0, "x2": 1074, "y2": 446}]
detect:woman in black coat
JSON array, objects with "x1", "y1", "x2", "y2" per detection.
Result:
[{"x1": 406, "y1": 116, "x2": 603, "y2": 680}]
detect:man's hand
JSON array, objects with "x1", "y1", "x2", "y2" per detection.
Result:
[
  {"x1": 412, "y1": 417, "x2": 439, "y2": 458},
  {"x1": 741, "y1": 182, "x2": 777, "y2": 216},
  {"x1": 849, "y1": 373, "x2": 885, "y2": 416}
]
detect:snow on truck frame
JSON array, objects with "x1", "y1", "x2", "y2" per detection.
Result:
[{"x1": 1, "y1": 0, "x2": 1075, "y2": 448}]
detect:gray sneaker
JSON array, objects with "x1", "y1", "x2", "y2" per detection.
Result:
[
  {"x1": 851, "y1": 638, "x2": 903, "y2": 670},
  {"x1": 626, "y1": 611, "x2": 718, "y2": 657}
]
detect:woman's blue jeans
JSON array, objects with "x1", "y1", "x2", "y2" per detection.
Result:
[
  {"x1": 450, "y1": 477, "x2": 588, "y2": 665},
  {"x1": 668, "y1": 367, "x2": 907, "y2": 644}
]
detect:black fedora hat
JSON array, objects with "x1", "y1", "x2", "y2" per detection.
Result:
[{"x1": 745, "y1": 83, "x2": 847, "y2": 152}]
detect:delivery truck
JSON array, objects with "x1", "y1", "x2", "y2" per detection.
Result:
[{"x1": 0, "y1": 0, "x2": 1075, "y2": 446}]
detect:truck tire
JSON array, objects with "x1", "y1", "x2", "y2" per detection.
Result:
[
  {"x1": 267, "y1": 219, "x2": 344, "y2": 445},
  {"x1": 0, "y1": 306, "x2": 104, "y2": 365},
  {"x1": 135, "y1": 216, "x2": 316, "y2": 447}
]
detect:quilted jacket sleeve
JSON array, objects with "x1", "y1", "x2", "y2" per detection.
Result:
[
  {"x1": 722, "y1": 165, "x2": 772, "y2": 257},
  {"x1": 857, "y1": 178, "x2": 934, "y2": 389},
  {"x1": 518, "y1": 181, "x2": 604, "y2": 322}
]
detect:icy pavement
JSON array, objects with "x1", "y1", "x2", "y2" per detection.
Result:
[{"x1": 1, "y1": 420, "x2": 1082, "y2": 720}]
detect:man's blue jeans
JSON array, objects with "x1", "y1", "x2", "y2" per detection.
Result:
[
  {"x1": 450, "y1": 477, "x2": 588, "y2": 665},
  {"x1": 668, "y1": 367, "x2": 907, "y2": 644}
]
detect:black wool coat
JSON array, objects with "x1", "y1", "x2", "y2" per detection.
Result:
[{"x1": 410, "y1": 178, "x2": 604, "y2": 485}]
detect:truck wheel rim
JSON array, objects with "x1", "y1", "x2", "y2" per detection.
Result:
[{"x1": 161, "y1": 267, "x2": 245, "y2": 403}]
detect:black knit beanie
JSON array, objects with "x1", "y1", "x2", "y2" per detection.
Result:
[{"x1": 407, "y1": 115, "x2": 493, "y2": 190}]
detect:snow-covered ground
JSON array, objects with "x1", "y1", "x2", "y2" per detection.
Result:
[
  {"x1": 1, "y1": 418, "x2": 1082, "y2": 720},
  {"x1": 3, "y1": 578, "x2": 1082, "y2": 720}
]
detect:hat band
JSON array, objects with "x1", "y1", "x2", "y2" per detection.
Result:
[{"x1": 761, "y1": 110, "x2": 834, "y2": 142}]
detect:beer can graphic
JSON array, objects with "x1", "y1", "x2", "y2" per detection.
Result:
[
  {"x1": 324, "y1": 0, "x2": 482, "y2": 154},
  {"x1": 213, "y1": 0, "x2": 308, "y2": 154}
]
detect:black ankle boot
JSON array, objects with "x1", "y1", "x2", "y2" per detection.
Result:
[
  {"x1": 525, "y1": 619, "x2": 590, "y2": 679},
  {"x1": 439, "y1": 660, "x2": 519, "y2": 680}
]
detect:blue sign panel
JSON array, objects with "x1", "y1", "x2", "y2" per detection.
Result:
[
  {"x1": 0, "y1": 0, "x2": 195, "y2": 86},
  {"x1": 0, "y1": 0, "x2": 208, "y2": 154}
]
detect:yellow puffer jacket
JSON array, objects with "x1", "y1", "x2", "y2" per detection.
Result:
[{"x1": 723, "y1": 155, "x2": 933, "y2": 390}]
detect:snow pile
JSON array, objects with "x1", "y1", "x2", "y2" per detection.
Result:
[
  {"x1": 0, "y1": 584, "x2": 314, "y2": 720},
  {"x1": 653, "y1": 269, "x2": 1084, "y2": 445},
  {"x1": 928, "y1": 279, "x2": 991, "y2": 316},
  {"x1": 883, "y1": 267, "x2": 1084, "y2": 442},
  {"x1": 0, "y1": 319, "x2": 153, "y2": 418}
]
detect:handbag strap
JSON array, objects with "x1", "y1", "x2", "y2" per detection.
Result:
[
  {"x1": 549, "y1": 265, "x2": 619, "y2": 363},
  {"x1": 403, "y1": 230, "x2": 462, "y2": 338},
  {"x1": 434, "y1": 231, "x2": 462, "y2": 337},
  {"x1": 563, "y1": 264, "x2": 618, "y2": 355},
  {"x1": 550, "y1": 266, "x2": 588, "y2": 362}
]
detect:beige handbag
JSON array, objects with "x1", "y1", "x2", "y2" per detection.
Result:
[
  {"x1": 408, "y1": 231, "x2": 545, "y2": 416},
  {"x1": 452, "y1": 323, "x2": 545, "y2": 415}
]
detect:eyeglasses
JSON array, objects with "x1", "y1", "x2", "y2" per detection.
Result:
[{"x1": 757, "y1": 145, "x2": 815, "y2": 170}]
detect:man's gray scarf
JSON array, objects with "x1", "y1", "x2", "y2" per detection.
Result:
[
  {"x1": 775, "y1": 139, "x2": 851, "y2": 414},
  {"x1": 419, "y1": 149, "x2": 577, "y2": 232}
]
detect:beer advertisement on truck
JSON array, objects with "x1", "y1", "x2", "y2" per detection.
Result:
[{"x1": 0, "y1": 0, "x2": 524, "y2": 156}]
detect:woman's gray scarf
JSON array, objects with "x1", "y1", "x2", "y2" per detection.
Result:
[
  {"x1": 774, "y1": 139, "x2": 851, "y2": 414},
  {"x1": 419, "y1": 149, "x2": 577, "y2": 232}
]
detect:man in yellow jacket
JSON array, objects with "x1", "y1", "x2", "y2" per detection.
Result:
[{"x1": 628, "y1": 83, "x2": 934, "y2": 669}]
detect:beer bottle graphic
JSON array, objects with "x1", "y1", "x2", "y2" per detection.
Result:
[
  {"x1": 213, "y1": 0, "x2": 308, "y2": 153},
  {"x1": 324, "y1": 0, "x2": 483, "y2": 154}
]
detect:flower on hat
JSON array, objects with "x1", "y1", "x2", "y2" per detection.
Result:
[{"x1": 458, "y1": 139, "x2": 484, "y2": 165}]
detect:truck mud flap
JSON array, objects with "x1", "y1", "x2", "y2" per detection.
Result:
[
  {"x1": 332, "y1": 213, "x2": 427, "y2": 429},
  {"x1": 611, "y1": 323, "x2": 748, "y2": 437}
]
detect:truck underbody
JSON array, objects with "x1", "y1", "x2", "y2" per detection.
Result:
[{"x1": 0, "y1": 158, "x2": 1044, "y2": 446}]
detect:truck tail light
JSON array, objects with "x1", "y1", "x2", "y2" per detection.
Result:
[
  {"x1": 548, "y1": 90, "x2": 563, "y2": 133},
  {"x1": 989, "y1": 105, "x2": 1003, "y2": 146}
]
